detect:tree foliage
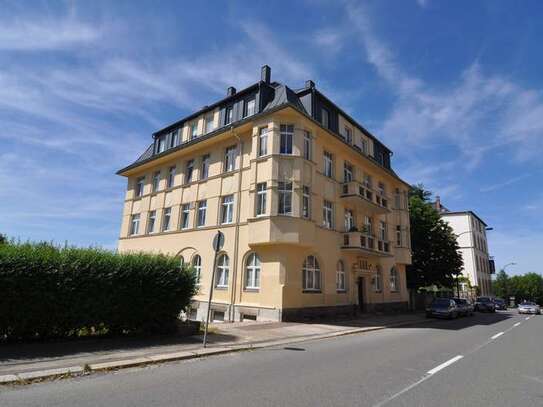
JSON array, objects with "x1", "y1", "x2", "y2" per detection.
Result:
[
  {"x1": 406, "y1": 185, "x2": 464, "y2": 290},
  {"x1": 494, "y1": 272, "x2": 543, "y2": 304}
]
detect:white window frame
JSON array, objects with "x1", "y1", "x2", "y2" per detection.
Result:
[
  {"x1": 147, "y1": 210, "x2": 156, "y2": 234},
  {"x1": 224, "y1": 145, "x2": 237, "y2": 172},
  {"x1": 302, "y1": 186, "x2": 311, "y2": 219},
  {"x1": 221, "y1": 195, "x2": 234, "y2": 224},
  {"x1": 278, "y1": 181, "x2": 292, "y2": 215},
  {"x1": 324, "y1": 151, "x2": 333, "y2": 178},
  {"x1": 344, "y1": 126, "x2": 352, "y2": 144},
  {"x1": 216, "y1": 254, "x2": 229, "y2": 288},
  {"x1": 201, "y1": 154, "x2": 210, "y2": 180},
  {"x1": 192, "y1": 255, "x2": 202, "y2": 284},
  {"x1": 181, "y1": 203, "x2": 190, "y2": 229},
  {"x1": 225, "y1": 106, "x2": 233, "y2": 125},
  {"x1": 279, "y1": 124, "x2": 293, "y2": 155},
  {"x1": 373, "y1": 268, "x2": 383, "y2": 292},
  {"x1": 205, "y1": 113, "x2": 215, "y2": 134},
  {"x1": 343, "y1": 162, "x2": 353, "y2": 183},
  {"x1": 197, "y1": 200, "x2": 207, "y2": 227},
  {"x1": 336, "y1": 260, "x2": 346, "y2": 292},
  {"x1": 185, "y1": 160, "x2": 194, "y2": 184},
  {"x1": 303, "y1": 131, "x2": 312, "y2": 160},
  {"x1": 130, "y1": 214, "x2": 140, "y2": 236},
  {"x1": 396, "y1": 225, "x2": 402, "y2": 247},
  {"x1": 303, "y1": 255, "x2": 321, "y2": 291},
  {"x1": 135, "y1": 176, "x2": 145, "y2": 197},
  {"x1": 379, "y1": 221, "x2": 387, "y2": 241},
  {"x1": 390, "y1": 267, "x2": 399, "y2": 292},
  {"x1": 256, "y1": 182, "x2": 267, "y2": 216},
  {"x1": 170, "y1": 129, "x2": 180, "y2": 147},
  {"x1": 244, "y1": 97, "x2": 256, "y2": 117},
  {"x1": 157, "y1": 135, "x2": 166, "y2": 153},
  {"x1": 344, "y1": 209, "x2": 354, "y2": 232},
  {"x1": 152, "y1": 171, "x2": 161, "y2": 192},
  {"x1": 245, "y1": 253, "x2": 261, "y2": 290},
  {"x1": 258, "y1": 127, "x2": 268, "y2": 157},
  {"x1": 323, "y1": 200, "x2": 333, "y2": 229},
  {"x1": 190, "y1": 122, "x2": 198, "y2": 140},
  {"x1": 167, "y1": 166, "x2": 176, "y2": 189},
  {"x1": 162, "y1": 207, "x2": 172, "y2": 231}
]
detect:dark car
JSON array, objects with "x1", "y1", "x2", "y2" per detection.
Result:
[
  {"x1": 453, "y1": 298, "x2": 474, "y2": 316},
  {"x1": 493, "y1": 298, "x2": 507, "y2": 310},
  {"x1": 475, "y1": 297, "x2": 496, "y2": 313},
  {"x1": 426, "y1": 298, "x2": 459, "y2": 319}
]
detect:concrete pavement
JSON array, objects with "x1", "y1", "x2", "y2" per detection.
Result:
[{"x1": 1, "y1": 310, "x2": 540, "y2": 406}]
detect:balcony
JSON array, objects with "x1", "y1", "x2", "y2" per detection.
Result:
[
  {"x1": 341, "y1": 231, "x2": 392, "y2": 257},
  {"x1": 340, "y1": 181, "x2": 390, "y2": 215}
]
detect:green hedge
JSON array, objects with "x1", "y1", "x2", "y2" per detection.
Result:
[{"x1": 0, "y1": 242, "x2": 197, "y2": 341}]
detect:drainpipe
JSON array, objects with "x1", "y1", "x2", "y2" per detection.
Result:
[{"x1": 229, "y1": 130, "x2": 243, "y2": 322}]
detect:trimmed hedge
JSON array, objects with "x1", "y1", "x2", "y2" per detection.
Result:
[{"x1": 0, "y1": 242, "x2": 197, "y2": 341}]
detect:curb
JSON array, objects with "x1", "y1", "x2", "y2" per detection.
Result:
[{"x1": 0, "y1": 317, "x2": 428, "y2": 385}]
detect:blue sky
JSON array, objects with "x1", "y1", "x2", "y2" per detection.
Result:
[{"x1": 1, "y1": 0, "x2": 542, "y2": 276}]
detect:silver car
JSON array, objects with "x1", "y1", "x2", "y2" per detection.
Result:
[{"x1": 518, "y1": 301, "x2": 541, "y2": 315}]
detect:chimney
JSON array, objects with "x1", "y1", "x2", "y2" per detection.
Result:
[
  {"x1": 261, "y1": 65, "x2": 271, "y2": 84},
  {"x1": 227, "y1": 86, "x2": 236, "y2": 97},
  {"x1": 435, "y1": 195, "x2": 441, "y2": 210},
  {"x1": 305, "y1": 80, "x2": 315, "y2": 89}
]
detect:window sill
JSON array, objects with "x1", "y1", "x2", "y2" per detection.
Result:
[
  {"x1": 244, "y1": 288, "x2": 260, "y2": 293},
  {"x1": 302, "y1": 290, "x2": 322, "y2": 294},
  {"x1": 336, "y1": 289, "x2": 347, "y2": 293},
  {"x1": 215, "y1": 286, "x2": 228, "y2": 290}
]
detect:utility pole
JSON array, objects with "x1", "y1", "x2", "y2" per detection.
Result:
[{"x1": 203, "y1": 230, "x2": 224, "y2": 348}]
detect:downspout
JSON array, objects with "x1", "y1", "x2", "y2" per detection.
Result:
[{"x1": 229, "y1": 129, "x2": 243, "y2": 321}]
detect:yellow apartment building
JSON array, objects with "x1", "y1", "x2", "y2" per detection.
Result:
[{"x1": 117, "y1": 66, "x2": 412, "y2": 322}]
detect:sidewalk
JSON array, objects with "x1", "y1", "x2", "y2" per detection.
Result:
[{"x1": 0, "y1": 313, "x2": 427, "y2": 384}]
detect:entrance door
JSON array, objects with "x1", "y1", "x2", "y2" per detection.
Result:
[{"x1": 357, "y1": 277, "x2": 365, "y2": 312}]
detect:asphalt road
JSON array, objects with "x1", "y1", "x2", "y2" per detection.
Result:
[{"x1": 1, "y1": 310, "x2": 542, "y2": 406}]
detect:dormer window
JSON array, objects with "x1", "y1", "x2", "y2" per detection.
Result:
[
  {"x1": 321, "y1": 107, "x2": 329, "y2": 129},
  {"x1": 225, "y1": 106, "x2": 233, "y2": 125},
  {"x1": 170, "y1": 129, "x2": 180, "y2": 148},
  {"x1": 156, "y1": 135, "x2": 166, "y2": 154},
  {"x1": 190, "y1": 122, "x2": 198, "y2": 140},
  {"x1": 344, "y1": 126, "x2": 352, "y2": 144},
  {"x1": 205, "y1": 113, "x2": 215, "y2": 133},
  {"x1": 244, "y1": 97, "x2": 256, "y2": 117}
]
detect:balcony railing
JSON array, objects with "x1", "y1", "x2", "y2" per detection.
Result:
[
  {"x1": 341, "y1": 231, "x2": 391, "y2": 256},
  {"x1": 340, "y1": 181, "x2": 390, "y2": 213}
]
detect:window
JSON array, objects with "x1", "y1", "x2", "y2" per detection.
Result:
[
  {"x1": 181, "y1": 204, "x2": 190, "y2": 229},
  {"x1": 199, "y1": 154, "x2": 210, "y2": 180},
  {"x1": 396, "y1": 225, "x2": 402, "y2": 246},
  {"x1": 336, "y1": 261, "x2": 346, "y2": 291},
  {"x1": 343, "y1": 162, "x2": 353, "y2": 182},
  {"x1": 190, "y1": 122, "x2": 198, "y2": 140},
  {"x1": 167, "y1": 166, "x2": 176, "y2": 188},
  {"x1": 221, "y1": 195, "x2": 234, "y2": 224},
  {"x1": 280, "y1": 124, "x2": 293, "y2": 154},
  {"x1": 303, "y1": 131, "x2": 311, "y2": 160},
  {"x1": 130, "y1": 214, "x2": 140, "y2": 235},
  {"x1": 216, "y1": 254, "x2": 229, "y2": 288},
  {"x1": 278, "y1": 181, "x2": 292, "y2": 215},
  {"x1": 361, "y1": 138, "x2": 368, "y2": 155},
  {"x1": 152, "y1": 171, "x2": 161, "y2": 193},
  {"x1": 258, "y1": 127, "x2": 268, "y2": 157},
  {"x1": 373, "y1": 267, "x2": 382, "y2": 292},
  {"x1": 224, "y1": 145, "x2": 236, "y2": 172},
  {"x1": 379, "y1": 221, "x2": 387, "y2": 241},
  {"x1": 162, "y1": 207, "x2": 172, "y2": 231},
  {"x1": 390, "y1": 267, "x2": 399, "y2": 292},
  {"x1": 244, "y1": 97, "x2": 256, "y2": 117},
  {"x1": 256, "y1": 182, "x2": 267, "y2": 216},
  {"x1": 364, "y1": 216, "x2": 373, "y2": 235},
  {"x1": 156, "y1": 135, "x2": 166, "y2": 153},
  {"x1": 323, "y1": 200, "x2": 334, "y2": 229},
  {"x1": 378, "y1": 182, "x2": 386, "y2": 196},
  {"x1": 170, "y1": 129, "x2": 180, "y2": 148},
  {"x1": 344, "y1": 209, "x2": 354, "y2": 232},
  {"x1": 184, "y1": 160, "x2": 194, "y2": 184},
  {"x1": 197, "y1": 200, "x2": 207, "y2": 227},
  {"x1": 135, "y1": 176, "x2": 145, "y2": 197},
  {"x1": 225, "y1": 106, "x2": 233, "y2": 125},
  {"x1": 302, "y1": 186, "x2": 311, "y2": 219},
  {"x1": 302, "y1": 255, "x2": 321, "y2": 291},
  {"x1": 147, "y1": 210, "x2": 156, "y2": 234},
  {"x1": 394, "y1": 188, "x2": 401, "y2": 209},
  {"x1": 344, "y1": 127, "x2": 352, "y2": 144},
  {"x1": 363, "y1": 174, "x2": 372, "y2": 189},
  {"x1": 192, "y1": 255, "x2": 202, "y2": 284},
  {"x1": 324, "y1": 151, "x2": 333, "y2": 178},
  {"x1": 205, "y1": 113, "x2": 215, "y2": 133},
  {"x1": 321, "y1": 107, "x2": 329, "y2": 128},
  {"x1": 245, "y1": 253, "x2": 261, "y2": 289}
]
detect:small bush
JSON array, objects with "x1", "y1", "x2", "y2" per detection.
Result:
[{"x1": 0, "y1": 241, "x2": 197, "y2": 341}]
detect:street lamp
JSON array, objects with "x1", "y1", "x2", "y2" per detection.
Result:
[{"x1": 502, "y1": 262, "x2": 516, "y2": 273}]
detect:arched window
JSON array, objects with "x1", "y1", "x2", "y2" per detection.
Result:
[
  {"x1": 373, "y1": 266, "x2": 382, "y2": 292},
  {"x1": 245, "y1": 253, "x2": 261, "y2": 289},
  {"x1": 389, "y1": 267, "x2": 399, "y2": 292},
  {"x1": 336, "y1": 260, "x2": 346, "y2": 291},
  {"x1": 303, "y1": 255, "x2": 321, "y2": 291},
  {"x1": 192, "y1": 255, "x2": 202, "y2": 284},
  {"x1": 215, "y1": 254, "x2": 229, "y2": 288}
]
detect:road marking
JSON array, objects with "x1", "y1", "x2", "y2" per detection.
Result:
[
  {"x1": 514, "y1": 322, "x2": 521, "y2": 327},
  {"x1": 491, "y1": 332, "x2": 504, "y2": 340},
  {"x1": 427, "y1": 355, "x2": 464, "y2": 375},
  {"x1": 525, "y1": 317, "x2": 530, "y2": 320}
]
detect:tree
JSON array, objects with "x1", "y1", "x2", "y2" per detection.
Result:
[
  {"x1": 510, "y1": 273, "x2": 543, "y2": 304},
  {"x1": 0, "y1": 234, "x2": 6, "y2": 245},
  {"x1": 492, "y1": 270, "x2": 510, "y2": 299},
  {"x1": 406, "y1": 185, "x2": 464, "y2": 291}
]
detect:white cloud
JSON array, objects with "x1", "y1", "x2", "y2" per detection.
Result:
[{"x1": 480, "y1": 174, "x2": 531, "y2": 193}]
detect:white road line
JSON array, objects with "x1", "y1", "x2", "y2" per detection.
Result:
[
  {"x1": 514, "y1": 322, "x2": 521, "y2": 327},
  {"x1": 427, "y1": 355, "x2": 464, "y2": 375},
  {"x1": 491, "y1": 332, "x2": 504, "y2": 340}
]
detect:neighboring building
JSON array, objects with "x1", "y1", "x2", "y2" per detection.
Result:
[
  {"x1": 434, "y1": 197, "x2": 493, "y2": 296},
  {"x1": 117, "y1": 65, "x2": 412, "y2": 322}
]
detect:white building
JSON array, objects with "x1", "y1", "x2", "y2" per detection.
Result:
[{"x1": 434, "y1": 197, "x2": 493, "y2": 296}]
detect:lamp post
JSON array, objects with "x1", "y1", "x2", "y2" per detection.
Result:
[{"x1": 203, "y1": 231, "x2": 224, "y2": 348}]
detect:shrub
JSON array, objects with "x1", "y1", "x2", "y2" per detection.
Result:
[{"x1": 0, "y1": 241, "x2": 197, "y2": 341}]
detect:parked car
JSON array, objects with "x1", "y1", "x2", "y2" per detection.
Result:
[
  {"x1": 493, "y1": 298, "x2": 507, "y2": 310},
  {"x1": 453, "y1": 298, "x2": 474, "y2": 316},
  {"x1": 518, "y1": 301, "x2": 541, "y2": 315},
  {"x1": 426, "y1": 298, "x2": 459, "y2": 319},
  {"x1": 475, "y1": 297, "x2": 496, "y2": 313}
]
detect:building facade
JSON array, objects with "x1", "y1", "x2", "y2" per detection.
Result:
[
  {"x1": 117, "y1": 66, "x2": 412, "y2": 322},
  {"x1": 434, "y1": 198, "x2": 493, "y2": 297}
]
